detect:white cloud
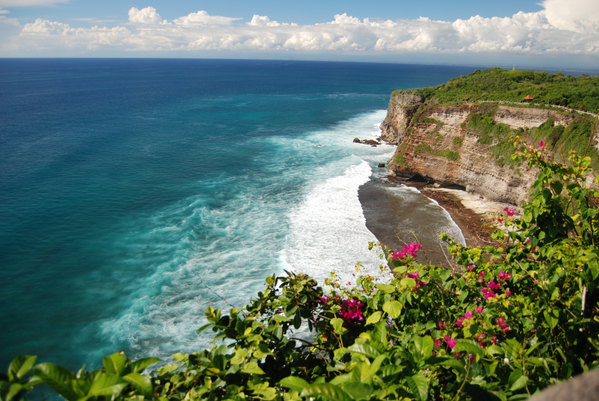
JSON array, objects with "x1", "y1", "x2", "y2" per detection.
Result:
[
  {"x1": 128, "y1": 7, "x2": 166, "y2": 25},
  {"x1": 3, "y1": 5, "x2": 599, "y2": 61},
  {"x1": 175, "y1": 10, "x2": 240, "y2": 26},
  {"x1": 542, "y1": 0, "x2": 599, "y2": 33}
]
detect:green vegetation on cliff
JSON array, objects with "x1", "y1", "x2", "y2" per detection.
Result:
[
  {"x1": 394, "y1": 68, "x2": 599, "y2": 113},
  {"x1": 391, "y1": 68, "x2": 599, "y2": 170}
]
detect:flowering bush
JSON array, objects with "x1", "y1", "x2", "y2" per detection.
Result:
[{"x1": 3, "y1": 141, "x2": 598, "y2": 400}]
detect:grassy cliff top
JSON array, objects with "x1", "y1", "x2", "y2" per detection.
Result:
[{"x1": 394, "y1": 68, "x2": 599, "y2": 113}]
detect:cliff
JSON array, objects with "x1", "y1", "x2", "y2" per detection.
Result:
[{"x1": 383, "y1": 96, "x2": 598, "y2": 206}]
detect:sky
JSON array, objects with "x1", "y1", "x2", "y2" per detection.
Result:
[{"x1": 1, "y1": 0, "x2": 599, "y2": 69}]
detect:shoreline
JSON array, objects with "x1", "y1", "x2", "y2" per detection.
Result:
[
  {"x1": 418, "y1": 187, "x2": 505, "y2": 248},
  {"x1": 360, "y1": 176, "x2": 508, "y2": 257}
]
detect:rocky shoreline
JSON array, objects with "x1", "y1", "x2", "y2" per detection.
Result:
[{"x1": 418, "y1": 186, "x2": 505, "y2": 248}]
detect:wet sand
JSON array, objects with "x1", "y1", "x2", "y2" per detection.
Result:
[
  {"x1": 359, "y1": 178, "x2": 506, "y2": 265},
  {"x1": 359, "y1": 180, "x2": 467, "y2": 266}
]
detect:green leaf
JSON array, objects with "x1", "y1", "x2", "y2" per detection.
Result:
[
  {"x1": 8, "y1": 355, "x2": 37, "y2": 381},
  {"x1": 454, "y1": 339, "x2": 486, "y2": 357},
  {"x1": 123, "y1": 372, "x2": 152, "y2": 396},
  {"x1": 242, "y1": 362, "x2": 265, "y2": 375},
  {"x1": 230, "y1": 348, "x2": 248, "y2": 365},
  {"x1": 406, "y1": 372, "x2": 428, "y2": 401},
  {"x1": 348, "y1": 343, "x2": 381, "y2": 359},
  {"x1": 197, "y1": 323, "x2": 212, "y2": 333},
  {"x1": 439, "y1": 358, "x2": 466, "y2": 375},
  {"x1": 383, "y1": 300, "x2": 402, "y2": 319},
  {"x1": 102, "y1": 352, "x2": 127, "y2": 376},
  {"x1": 331, "y1": 318, "x2": 346, "y2": 335},
  {"x1": 34, "y1": 362, "x2": 79, "y2": 401},
  {"x1": 550, "y1": 180, "x2": 563, "y2": 195},
  {"x1": 368, "y1": 354, "x2": 387, "y2": 379},
  {"x1": 543, "y1": 310, "x2": 559, "y2": 329},
  {"x1": 279, "y1": 376, "x2": 310, "y2": 393},
  {"x1": 413, "y1": 336, "x2": 434, "y2": 361},
  {"x1": 129, "y1": 357, "x2": 160, "y2": 374},
  {"x1": 300, "y1": 383, "x2": 352, "y2": 401},
  {"x1": 88, "y1": 373, "x2": 127, "y2": 398},
  {"x1": 371, "y1": 322, "x2": 388, "y2": 346},
  {"x1": 339, "y1": 382, "x2": 373, "y2": 401},
  {"x1": 365, "y1": 311, "x2": 382, "y2": 326},
  {"x1": 6, "y1": 383, "x2": 24, "y2": 401},
  {"x1": 376, "y1": 284, "x2": 395, "y2": 293},
  {"x1": 508, "y1": 370, "x2": 528, "y2": 391}
]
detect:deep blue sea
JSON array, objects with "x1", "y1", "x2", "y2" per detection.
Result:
[{"x1": 0, "y1": 59, "x2": 476, "y2": 370}]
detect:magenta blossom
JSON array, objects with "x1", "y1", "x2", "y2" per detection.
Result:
[
  {"x1": 481, "y1": 287, "x2": 497, "y2": 300},
  {"x1": 486, "y1": 280, "x2": 501, "y2": 290},
  {"x1": 444, "y1": 335, "x2": 457, "y2": 350},
  {"x1": 339, "y1": 298, "x2": 364, "y2": 323},
  {"x1": 391, "y1": 242, "x2": 423, "y2": 261}
]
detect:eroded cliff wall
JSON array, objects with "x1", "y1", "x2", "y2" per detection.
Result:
[{"x1": 383, "y1": 94, "x2": 598, "y2": 205}]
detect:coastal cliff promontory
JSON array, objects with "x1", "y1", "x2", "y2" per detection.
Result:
[{"x1": 383, "y1": 68, "x2": 599, "y2": 206}]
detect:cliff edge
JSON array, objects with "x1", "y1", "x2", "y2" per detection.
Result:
[{"x1": 382, "y1": 74, "x2": 599, "y2": 206}]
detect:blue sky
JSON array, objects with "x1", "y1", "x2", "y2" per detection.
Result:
[{"x1": 1, "y1": 0, "x2": 598, "y2": 68}]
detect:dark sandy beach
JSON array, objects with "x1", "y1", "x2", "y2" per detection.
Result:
[{"x1": 359, "y1": 178, "x2": 499, "y2": 266}]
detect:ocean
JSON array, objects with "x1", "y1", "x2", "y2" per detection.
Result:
[{"x1": 0, "y1": 59, "x2": 475, "y2": 370}]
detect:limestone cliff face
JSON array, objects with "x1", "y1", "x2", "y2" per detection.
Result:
[
  {"x1": 379, "y1": 93, "x2": 423, "y2": 144},
  {"x1": 384, "y1": 94, "x2": 598, "y2": 206}
]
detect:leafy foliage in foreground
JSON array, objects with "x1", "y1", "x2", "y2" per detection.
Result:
[
  {"x1": 395, "y1": 68, "x2": 599, "y2": 113},
  {"x1": 2, "y1": 141, "x2": 599, "y2": 400}
]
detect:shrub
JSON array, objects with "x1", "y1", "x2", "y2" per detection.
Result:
[{"x1": 3, "y1": 140, "x2": 598, "y2": 401}]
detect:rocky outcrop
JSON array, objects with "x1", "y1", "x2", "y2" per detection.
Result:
[
  {"x1": 383, "y1": 93, "x2": 598, "y2": 206},
  {"x1": 379, "y1": 92, "x2": 423, "y2": 144}
]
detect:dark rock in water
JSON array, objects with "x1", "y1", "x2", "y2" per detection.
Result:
[
  {"x1": 361, "y1": 139, "x2": 380, "y2": 146},
  {"x1": 378, "y1": 162, "x2": 386, "y2": 168},
  {"x1": 353, "y1": 137, "x2": 380, "y2": 146}
]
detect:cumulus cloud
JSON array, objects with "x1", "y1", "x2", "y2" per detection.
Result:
[
  {"x1": 128, "y1": 7, "x2": 166, "y2": 25},
  {"x1": 542, "y1": 0, "x2": 599, "y2": 33},
  {"x1": 4, "y1": 4, "x2": 599, "y2": 59}
]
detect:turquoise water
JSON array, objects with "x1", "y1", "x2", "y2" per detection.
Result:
[{"x1": 0, "y1": 59, "x2": 476, "y2": 369}]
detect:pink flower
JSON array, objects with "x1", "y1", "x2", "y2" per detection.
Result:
[
  {"x1": 434, "y1": 339, "x2": 442, "y2": 348},
  {"x1": 486, "y1": 280, "x2": 501, "y2": 290},
  {"x1": 438, "y1": 321, "x2": 445, "y2": 330},
  {"x1": 444, "y1": 335, "x2": 457, "y2": 350},
  {"x1": 498, "y1": 271, "x2": 512, "y2": 281},
  {"x1": 464, "y1": 311, "x2": 473, "y2": 319},
  {"x1": 474, "y1": 306, "x2": 484, "y2": 313},
  {"x1": 467, "y1": 265, "x2": 475, "y2": 271},
  {"x1": 408, "y1": 272, "x2": 419, "y2": 279},
  {"x1": 391, "y1": 243, "x2": 423, "y2": 261},
  {"x1": 497, "y1": 317, "x2": 508, "y2": 329},
  {"x1": 339, "y1": 298, "x2": 364, "y2": 323},
  {"x1": 481, "y1": 287, "x2": 497, "y2": 300},
  {"x1": 538, "y1": 141, "x2": 546, "y2": 148},
  {"x1": 504, "y1": 290, "x2": 511, "y2": 297},
  {"x1": 504, "y1": 207, "x2": 515, "y2": 217}
]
